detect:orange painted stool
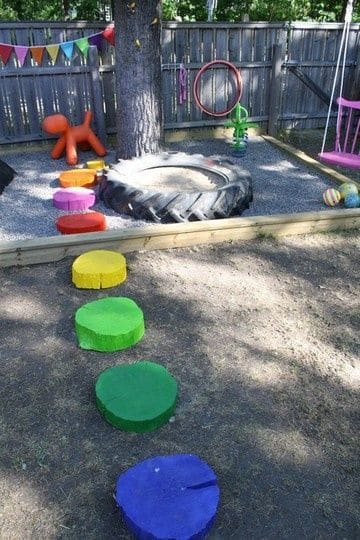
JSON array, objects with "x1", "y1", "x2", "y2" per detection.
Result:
[
  {"x1": 56, "y1": 212, "x2": 106, "y2": 234},
  {"x1": 59, "y1": 169, "x2": 98, "y2": 188}
]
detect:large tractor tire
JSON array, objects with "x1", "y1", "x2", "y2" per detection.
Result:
[
  {"x1": 99, "y1": 152, "x2": 252, "y2": 223},
  {"x1": 0, "y1": 159, "x2": 16, "y2": 195}
]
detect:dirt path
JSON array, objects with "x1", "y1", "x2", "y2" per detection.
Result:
[{"x1": 0, "y1": 231, "x2": 359, "y2": 539}]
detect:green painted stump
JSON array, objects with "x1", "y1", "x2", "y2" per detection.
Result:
[
  {"x1": 95, "y1": 361, "x2": 178, "y2": 432},
  {"x1": 75, "y1": 297, "x2": 144, "y2": 352}
]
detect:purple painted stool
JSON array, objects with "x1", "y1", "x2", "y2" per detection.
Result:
[{"x1": 53, "y1": 187, "x2": 96, "y2": 211}]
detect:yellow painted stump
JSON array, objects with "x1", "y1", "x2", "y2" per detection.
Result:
[
  {"x1": 87, "y1": 159, "x2": 106, "y2": 170},
  {"x1": 72, "y1": 250, "x2": 127, "y2": 289}
]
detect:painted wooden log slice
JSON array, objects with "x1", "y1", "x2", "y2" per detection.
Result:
[
  {"x1": 115, "y1": 454, "x2": 220, "y2": 539},
  {"x1": 72, "y1": 250, "x2": 127, "y2": 289},
  {"x1": 53, "y1": 187, "x2": 96, "y2": 211},
  {"x1": 87, "y1": 159, "x2": 106, "y2": 170},
  {"x1": 95, "y1": 361, "x2": 177, "y2": 432},
  {"x1": 59, "y1": 169, "x2": 97, "y2": 188},
  {"x1": 75, "y1": 296, "x2": 144, "y2": 352},
  {"x1": 56, "y1": 212, "x2": 106, "y2": 234}
]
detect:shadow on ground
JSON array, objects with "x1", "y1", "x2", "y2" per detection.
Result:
[{"x1": 0, "y1": 231, "x2": 359, "y2": 539}]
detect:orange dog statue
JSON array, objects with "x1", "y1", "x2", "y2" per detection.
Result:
[{"x1": 42, "y1": 111, "x2": 107, "y2": 166}]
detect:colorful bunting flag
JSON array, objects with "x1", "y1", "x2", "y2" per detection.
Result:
[
  {"x1": 14, "y1": 45, "x2": 28, "y2": 66},
  {"x1": 46, "y1": 44, "x2": 60, "y2": 64},
  {"x1": 103, "y1": 24, "x2": 115, "y2": 46},
  {"x1": 0, "y1": 29, "x2": 113, "y2": 69},
  {"x1": 30, "y1": 46, "x2": 45, "y2": 65},
  {"x1": 61, "y1": 41, "x2": 74, "y2": 60},
  {"x1": 0, "y1": 43, "x2": 13, "y2": 65},
  {"x1": 75, "y1": 37, "x2": 89, "y2": 57},
  {"x1": 89, "y1": 33, "x2": 103, "y2": 50}
]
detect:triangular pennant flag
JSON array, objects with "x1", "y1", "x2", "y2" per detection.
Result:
[
  {"x1": 76, "y1": 37, "x2": 89, "y2": 57},
  {"x1": 0, "y1": 43, "x2": 13, "y2": 65},
  {"x1": 46, "y1": 44, "x2": 59, "y2": 64},
  {"x1": 88, "y1": 33, "x2": 103, "y2": 50},
  {"x1": 103, "y1": 24, "x2": 115, "y2": 46},
  {"x1": 61, "y1": 41, "x2": 74, "y2": 60},
  {"x1": 30, "y1": 46, "x2": 45, "y2": 65},
  {"x1": 14, "y1": 45, "x2": 28, "y2": 66}
]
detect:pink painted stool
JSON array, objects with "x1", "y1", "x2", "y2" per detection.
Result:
[{"x1": 53, "y1": 187, "x2": 96, "y2": 211}]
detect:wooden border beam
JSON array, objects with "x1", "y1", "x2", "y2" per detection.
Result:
[
  {"x1": 0, "y1": 208, "x2": 359, "y2": 268},
  {"x1": 263, "y1": 135, "x2": 360, "y2": 188}
]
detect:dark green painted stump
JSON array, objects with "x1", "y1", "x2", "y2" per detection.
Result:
[{"x1": 95, "y1": 361, "x2": 178, "y2": 432}]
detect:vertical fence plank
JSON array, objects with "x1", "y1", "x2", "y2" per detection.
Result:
[
  {"x1": 268, "y1": 43, "x2": 284, "y2": 135},
  {"x1": 188, "y1": 26, "x2": 202, "y2": 122}
]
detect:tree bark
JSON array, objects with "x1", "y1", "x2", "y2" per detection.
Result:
[
  {"x1": 62, "y1": 0, "x2": 70, "y2": 18},
  {"x1": 114, "y1": 1, "x2": 163, "y2": 159}
]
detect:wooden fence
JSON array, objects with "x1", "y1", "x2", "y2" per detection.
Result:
[{"x1": 0, "y1": 21, "x2": 359, "y2": 145}]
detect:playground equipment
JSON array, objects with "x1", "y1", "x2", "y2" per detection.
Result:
[
  {"x1": 56, "y1": 211, "x2": 106, "y2": 234},
  {"x1": 193, "y1": 60, "x2": 243, "y2": 117},
  {"x1": 72, "y1": 250, "x2": 127, "y2": 289},
  {"x1": 319, "y1": 0, "x2": 360, "y2": 170},
  {"x1": 100, "y1": 152, "x2": 252, "y2": 223},
  {"x1": 75, "y1": 296, "x2": 144, "y2": 352},
  {"x1": 53, "y1": 187, "x2": 95, "y2": 211},
  {"x1": 344, "y1": 192, "x2": 360, "y2": 207},
  {"x1": 0, "y1": 159, "x2": 16, "y2": 194},
  {"x1": 115, "y1": 454, "x2": 219, "y2": 538},
  {"x1": 225, "y1": 103, "x2": 257, "y2": 155},
  {"x1": 95, "y1": 361, "x2": 177, "y2": 432},
  {"x1": 338, "y1": 182, "x2": 359, "y2": 199},
  {"x1": 322, "y1": 183, "x2": 359, "y2": 207},
  {"x1": 59, "y1": 169, "x2": 98, "y2": 188},
  {"x1": 42, "y1": 111, "x2": 106, "y2": 166},
  {"x1": 323, "y1": 188, "x2": 341, "y2": 207},
  {"x1": 320, "y1": 98, "x2": 360, "y2": 169}
]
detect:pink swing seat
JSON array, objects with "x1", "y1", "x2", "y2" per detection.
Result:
[{"x1": 319, "y1": 97, "x2": 360, "y2": 170}]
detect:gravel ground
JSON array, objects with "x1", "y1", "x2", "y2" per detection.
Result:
[{"x1": 0, "y1": 136, "x2": 339, "y2": 242}]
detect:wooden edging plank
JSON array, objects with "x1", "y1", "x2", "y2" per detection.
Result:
[
  {"x1": 0, "y1": 209, "x2": 359, "y2": 268},
  {"x1": 263, "y1": 135, "x2": 360, "y2": 188}
]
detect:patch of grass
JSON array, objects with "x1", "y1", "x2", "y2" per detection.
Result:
[{"x1": 256, "y1": 230, "x2": 278, "y2": 241}]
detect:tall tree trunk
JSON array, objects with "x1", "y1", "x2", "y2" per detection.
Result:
[{"x1": 114, "y1": 1, "x2": 163, "y2": 159}]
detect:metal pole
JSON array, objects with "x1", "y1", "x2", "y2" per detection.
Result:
[{"x1": 206, "y1": 0, "x2": 217, "y2": 22}]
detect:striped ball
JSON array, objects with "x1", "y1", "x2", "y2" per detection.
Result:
[
  {"x1": 344, "y1": 193, "x2": 360, "y2": 208},
  {"x1": 338, "y1": 183, "x2": 358, "y2": 200},
  {"x1": 323, "y1": 188, "x2": 341, "y2": 207}
]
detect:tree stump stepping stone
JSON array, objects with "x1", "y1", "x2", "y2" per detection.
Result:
[
  {"x1": 115, "y1": 454, "x2": 220, "y2": 539},
  {"x1": 56, "y1": 212, "x2": 106, "y2": 234},
  {"x1": 95, "y1": 361, "x2": 177, "y2": 432},
  {"x1": 75, "y1": 296, "x2": 144, "y2": 352},
  {"x1": 87, "y1": 159, "x2": 106, "y2": 170},
  {"x1": 53, "y1": 187, "x2": 96, "y2": 211},
  {"x1": 59, "y1": 168, "x2": 97, "y2": 188},
  {"x1": 72, "y1": 250, "x2": 127, "y2": 289}
]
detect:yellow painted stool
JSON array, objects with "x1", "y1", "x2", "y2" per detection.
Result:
[{"x1": 72, "y1": 250, "x2": 127, "y2": 289}]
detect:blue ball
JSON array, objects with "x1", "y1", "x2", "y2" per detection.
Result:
[{"x1": 344, "y1": 193, "x2": 360, "y2": 208}]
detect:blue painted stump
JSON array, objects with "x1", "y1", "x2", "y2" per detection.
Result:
[{"x1": 115, "y1": 454, "x2": 220, "y2": 539}]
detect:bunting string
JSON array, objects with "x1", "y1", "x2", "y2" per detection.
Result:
[{"x1": 0, "y1": 24, "x2": 114, "y2": 67}]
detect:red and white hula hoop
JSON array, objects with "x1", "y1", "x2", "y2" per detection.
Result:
[{"x1": 193, "y1": 60, "x2": 243, "y2": 117}]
